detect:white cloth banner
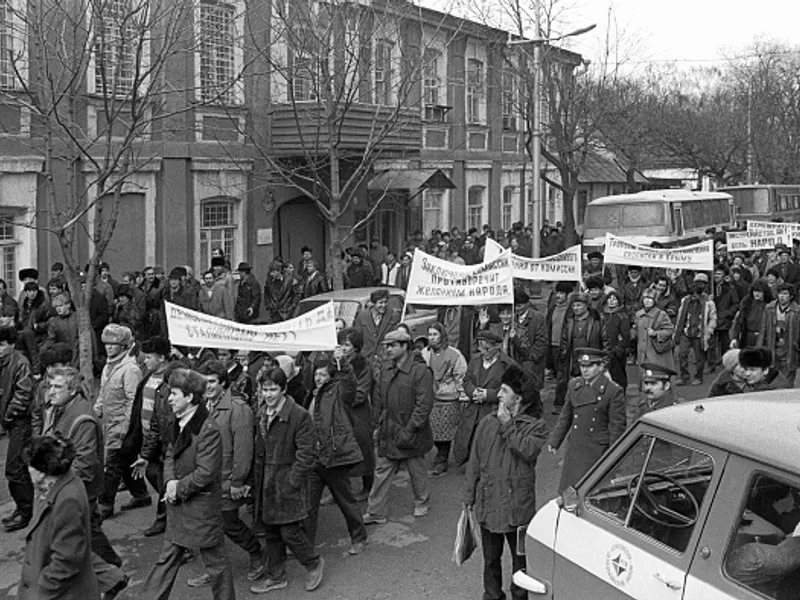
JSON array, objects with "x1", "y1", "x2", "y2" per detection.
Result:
[
  {"x1": 509, "y1": 245, "x2": 583, "y2": 281},
  {"x1": 483, "y1": 237, "x2": 581, "y2": 281},
  {"x1": 726, "y1": 229, "x2": 792, "y2": 252},
  {"x1": 604, "y1": 234, "x2": 714, "y2": 271},
  {"x1": 405, "y1": 248, "x2": 514, "y2": 306},
  {"x1": 164, "y1": 301, "x2": 338, "y2": 351},
  {"x1": 746, "y1": 220, "x2": 800, "y2": 241}
]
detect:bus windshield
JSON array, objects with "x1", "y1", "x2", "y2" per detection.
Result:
[{"x1": 585, "y1": 203, "x2": 666, "y2": 229}]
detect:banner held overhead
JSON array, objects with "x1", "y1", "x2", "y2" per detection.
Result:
[
  {"x1": 726, "y1": 229, "x2": 793, "y2": 252},
  {"x1": 165, "y1": 301, "x2": 338, "y2": 352},
  {"x1": 746, "y1": 220, "x2": 800, "y2": 240},
  {"x1": 604, "y1": 234, "x2": 714, "y2": 271}
]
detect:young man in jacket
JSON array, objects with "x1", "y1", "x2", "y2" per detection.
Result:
[
  {"x1": 0, "y1": 326, "x2": 34, "y2": 532},
  {"x1": 250, "y1": 367, "x2": 323, "y2": 594},
  {"x1": 759, "y1": 283, "x2": 800, "y2": 387},
  {"x1": 188, "y1": 360, "x2": 264, "y2": 587},
  {"x1": 363, "y1": 329, "x2": 434, "y2": 524},
  {"x1": 141, "y1": 368, "x2": 235, "y2": 600},
  {"x1": 710, "y1": 263, "x2": 740, "y2": 370},
  {"x1": 674, "y1": 275, "x2": 717, "y2": 386}
]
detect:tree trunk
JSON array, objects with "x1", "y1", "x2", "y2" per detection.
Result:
[
  {"x1": 329, "y1": 224, "x2": 344, "y2": 291},
  {"x1": 561, "y1": 169, "x2": 579, "y2": 247},
  {"x1": 77, "y1": 305, "x2": 95, "y2": 385}
]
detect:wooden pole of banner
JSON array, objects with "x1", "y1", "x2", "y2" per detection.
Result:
[{"x1": 399, "y1": 299, "x2": 409, "y2": 324}]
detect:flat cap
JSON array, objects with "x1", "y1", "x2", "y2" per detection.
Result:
[
  {"x1": 475, "y1": 330, "x2": 502, "y2": 344},
  {"x1": 382, "y1": 329, "x2": 412, "y2": 344}
]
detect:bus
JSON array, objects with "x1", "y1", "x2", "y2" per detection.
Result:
[
  {"x1": 717, "y1": 184, "x2": 800, "y2": 225},
  {"x1": 581, "y1": 189, "x2": 735, "y2": 253}
]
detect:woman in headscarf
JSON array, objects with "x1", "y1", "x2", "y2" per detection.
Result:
[
  {"x1": 731, "y1": 279, "x2": 772, "y2": 349},
  {"x1": 602, "y1": 289, "x2": 630, "y2": 391},
  {"x1": 421, "y1": 322, "x2": 467, "y2": 477},
  {"x1": 633, "y1": 287, "x2": 675, "y2": 377}
]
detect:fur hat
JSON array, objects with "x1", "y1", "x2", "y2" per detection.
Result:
[
  {"x1": 18, "y1": 268, "x2": 38, "y2": 281},
  {"x1": 169, "y1": 266, "x2": 187, "y2": 280},
  {"x1": 101, "y1": 323, "x2": 132, "y2": 346},
  {"x1": 585, "y1": 276, "x2": 605, "y2": 290},
  {"x1": 555, "y1": 281, "x2": 575, "y2": 294},
  {"x1": 141, "y1": 337, "x2": 171, "y2": 358},
  {"x1": 568, "y1": 292, "x2": 589, "y2": 305},
  {"x1": 25, "y1": 435, "x2": 75, "y2": 477},
  {"x1": 739, "y1": 347, "x2": 773, "y2": 370},
  {"x1": 500, "y1": 364, "x2": 529, "y2": 396}
]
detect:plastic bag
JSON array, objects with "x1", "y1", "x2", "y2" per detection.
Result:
[{"x1": 452, "y1": 506, "x2": 480, "y2": 565}]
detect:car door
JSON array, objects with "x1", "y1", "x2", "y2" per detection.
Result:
[
  {"x1": 552, "y1": 428, "x2": 727, "y2": 599},
  {"x1": 684, "y1": 456, "x2": 800, "y2": 599}
]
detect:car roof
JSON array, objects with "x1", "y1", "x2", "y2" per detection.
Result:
[
  {"x1": 298, "y1": 287, "x2": 405, "y2": 302},
  {"x1": 640, "y1": 391, "x2": 800, "y2": 474},
  {"x1": 587, "y1": 190, "x2": 732, "y2": 206}
]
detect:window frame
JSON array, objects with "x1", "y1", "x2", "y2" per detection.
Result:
[
  {"x1": 466, "y1": 58, "x2": 484, "y2": 125},
  {"x1": 501, "y1": 69, "x2": 516, "y2": 132},
  {"x1": 502, "y1": 186, "x2": 514, "y2": 231},
  {"x1": 199, "y1": 199, "x2": 238, "y2": 268},
  {"x1": 422, "y1": 189, "x2": 444, "y2": 236},
  {"x1": 423, "y1": 47, "x2": 440, "y2": 107},
  {"x1": 0, "y1": 212, "x2": 18, "y2": 297},
  {"x1": 196, "y1": 0, "x2": 243, "y2": 106},
  {"x1": 373, "y1": 38, "x2": 394, "y2": 105},
  {"x1": 467, "y1": 185, "x2": 485, "y2": 232}
]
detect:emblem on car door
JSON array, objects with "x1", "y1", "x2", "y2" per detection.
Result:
[{"x1": 605, "y1": 544, "x2": 634, "y2": 587}]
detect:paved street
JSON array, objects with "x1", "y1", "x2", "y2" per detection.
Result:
[{"x1": 0, "y1": 367, "x2": 714, "y2": 599}]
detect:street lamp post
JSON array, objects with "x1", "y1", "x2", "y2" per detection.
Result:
[{"x1": 508, "y1": 22, "x2": 595, "y2": 258}]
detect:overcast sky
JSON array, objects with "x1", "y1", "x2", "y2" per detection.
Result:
[{"x1": 569, "y1": 0, "x2": 800, "y2": 66}]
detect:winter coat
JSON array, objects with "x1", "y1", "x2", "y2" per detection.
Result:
[
  {"x1": 731, "y1": 296, "x2": 768, "y2": 349},
  {"x1": 345, "y1": 262, "x2": 375, "y2": 288},
  {"x1": 549, "y1": 374, "x2": 626, "y2": 493},
  {"x1": 559, "y1": 310, "x2": 610, "y2": 375},
  {"x1": 19, "y1": 470, "x2": 100, "y2": 600},
  {"x1": 627, "y1": 387, "x2": 684, "y2": 428},
  {"x1": 655, "y1": 288, "x2": 679, "y2": 320},
  {"x1": 622, "y1": 277, "x2": 649, "y2": 321},
  {"x1": 40, "y1": 393, "x2": 104, "y2": 501},
  {"x1": 347, "y1": 352, "x2": 375, "y2": 476},
  {"x1": 208, "y1": 390, "x2": 255, "y2": 511},
  {"x1": 159, "y1": 284, "x2": 200, "y2": 334},
  {"x1": 19, "y1": 290, "x2": 52, "y2": 337},
  {"x1": 633, "y1": 307, "x2": 675, "y2": 370},
  {"x1": 263, "y1": 276, "x2": 299, "y2": 322},
  {"x1": 310, "y1": 362, "x2": 363, "y2": 469},
  {"x1": 507, "y1": 307, "x2": 547, "y2": 386},
  {"x1": 675, "y1": 293, "x2": 717, "y2": 351},
  {"x1": 714, "y1": 280, "x2": 740, "y2": 331},
  {"x1": 42, "y1": 313, "x2": 79, "y2": 367},
  {"x1": 741, "y1": 368, "x2": 792, "y2": 392},
  {"x1": 0, "y1": 292, "x2": 19, "y2": 324},
  {"x1": 207, "y1": 273, "x2": 236, "y2": 320},
  {"x1": 94, "y1": 351, "x2": 143, "y2": 451},
  {"x1": 112, "y1": 301, "x2": 142, "y2": 340},
  {"x1": 234, "y1": 273, "x2": 262, "y2": 323},
  {"x1": 0, "y1": 349, "x2": 33, "y2": 430},
  {"x1": 709, "y1": 369, "x2": 746, "y2": 397},
  {"x1": 89, "y1": 288, "x2": 110, "y2": 333},
  {"x1": 373, "y1": 352, "x2": 434, "y2": 460},
  {"x1": 139, "y1": 375, "x2": 173, "y2": 463},
  {"x1": 462, "y1": 411, "x2": 548, "y2": 533},
  {"x1": 164, "y1": 404, "x2": 225, "y2": 549},
  {"x1": 759, "y1": 300, "x2": 800, "y2": 372},
  {"x1": 453, "y1": 352, "x2": 517, "y2": 466},
  {"x1": 302, "y1": 271, "x2": 329, "y2": 299},
  {"x1": 353, "y1": 307, "x2": 401, "y2": 365},
  {"x1": 253, "y1": 395, "x2": 317, "y2": 525}
]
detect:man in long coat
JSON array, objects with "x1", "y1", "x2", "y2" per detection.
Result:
[
  {"x1": 353, "y1": 288, "x2": 400, "y2": 367},
  {"x1": 452, "y1": 330, "x2": 517, "y2": 467},
  {"x1": 759, "y1": 283, "x2": 800, "y2": 387},
  {"x1": 548, "y1": 348, "x2": 626, "y2": 493},
  {"x1": 141, "y1": 368, "x2": 235, "y2": 600}
]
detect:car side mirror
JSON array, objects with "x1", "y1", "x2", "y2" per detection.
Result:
[{"x1": 556, "y1": 486, "x2": 580, "y2": 515}]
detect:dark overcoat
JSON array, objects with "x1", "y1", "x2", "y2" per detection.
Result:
[
  {"x1": 252, "y1": 396, "x2": 317, "y2": 526},
  {"x1": 549, "y1": 374, "x2": 626, "y2": 493},
  {"x1": 311, "y1": 362, "x2": 363, "y2": 469},
  {"x1": 452, "y1": 352, "x2": 517, "y2": 466},
  {"x1": 163, "y1": 404, "x2": 225, "y2": 549},
  {"x1": 19, "y1": 470, "x2": 100, "y2": 600},
  {"x1": 373, "y1": 352, "x2": 434, "y2": 460}
]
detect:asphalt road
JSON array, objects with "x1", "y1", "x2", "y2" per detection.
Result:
[{"x1": 0, "y1": 365, "x2": 715, "y2": 599}]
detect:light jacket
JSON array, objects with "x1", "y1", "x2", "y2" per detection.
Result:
[
  {"x1": 674, "y1": 293, "x2": 717, "y2": 350},
  {"x1": 421, "y1": 344, "x2": 467, "y2": 401},
  {"x1": 208, "y1": 389, "x2": 255, "y2": 510},
  {"x1": 94, "y1": 351, "x2": 142, "y2": 450}
]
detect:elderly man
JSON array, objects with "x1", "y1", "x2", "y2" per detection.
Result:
[
  {"x1": 628, "y1": 363, "x2": 683, "y2": 428},
  {"x1": 95, "y1": 323, "x2": 146, "y2": 520},
  {"x1": 363, "y1": 329, "x2": 434, "y2": 524}
]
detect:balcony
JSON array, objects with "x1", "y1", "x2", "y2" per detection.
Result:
[{"x1": 270, "y1": 102, "x2": 422, "y2": 155}]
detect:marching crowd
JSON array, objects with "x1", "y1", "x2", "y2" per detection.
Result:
[{"x1": 1, "y1": 222, "x2": 798, "y2": 600}]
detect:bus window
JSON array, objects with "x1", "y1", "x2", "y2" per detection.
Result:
[
  {"x1": 621, "y1": 203, "x2": 665, "y2": 227},
  {"x1": 675, "y1": 207, "x2": 684, "y2": 236},
  {"x1": 585, "y1": 205, "x2": 621, "y2": 229},
  {"x1": 683, "y1": 202, "x2": 696, "y2": 230}
]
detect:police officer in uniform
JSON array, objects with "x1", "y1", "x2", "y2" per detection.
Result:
[
  {"x1": 628, "y1": 363, "x2": 683, "y2": 428},
  {"x1": 548, "y1": 348, "x2": 625, "y2": 493}
]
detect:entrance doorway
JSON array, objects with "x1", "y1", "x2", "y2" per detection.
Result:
[{"x1": 275, "y1": 196, "x2": 327, "y2": 271}]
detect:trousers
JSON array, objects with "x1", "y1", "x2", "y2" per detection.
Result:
[
  {"x1": 5, "y1": 419, "x2": 33, "y2": 517},
  {"x1": 141, "y1": 540, "x2": 235, "y2": 600},
  {"x1": 678, "y1": 336, "x2": 705, "y2": 381},
  {"x1": 306, "y1": 464, "x2": 367, "y2": 546},
  {"x1": 480, "y1": 527, "x2": 526, "y2": 600},
  {"x1": 365, "y1": 454, "x2": 430, "y2": 518},
  {"x1": 100, "y1": 447, "x2": 148, "y2": 507},
  {"x1": 263, "y1": 520, "x2": 320, "y2": 582}
]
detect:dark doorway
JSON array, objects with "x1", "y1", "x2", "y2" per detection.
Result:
[
  {"x1": 276, "y1": 196, "x2": 327, "y2": 271},
  {"x1": 102, "y1": 193, "x2": 146, "y2": 274}
]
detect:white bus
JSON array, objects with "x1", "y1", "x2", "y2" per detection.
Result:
[{"x1": 582, "y1": 189, "x2": 735, "y2": 253}]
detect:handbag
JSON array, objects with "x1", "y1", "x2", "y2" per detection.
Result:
[{"x1": 452, "y1": 505, "x2": 480, "y2": 565}]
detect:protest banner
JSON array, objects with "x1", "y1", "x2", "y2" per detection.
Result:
[
  {"x1": 483, "y1": 237, "x2": 505, "y2": 262},
  {"x1": 604, "y1": 234, "x2": 714, "y2": 271},
  {"x1": 164, "y1": 301, "x2": 338, "y2": 351},
  {"x1": 726, "y1": 229, "x2": 793, "y2": 252},
  {"x1": 405, "y1": 248, "x2": 514, "y2": 306},
  {"x1": 747, "y1": 220, "x2": 800, "y2": 241},
  {"x1": 510, "y1": 245, "x2": 582, "y2": 281}
]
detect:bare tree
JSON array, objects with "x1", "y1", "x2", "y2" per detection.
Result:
[{"x1": 2, "y1": 0, "x2": 209, "y2": 381}]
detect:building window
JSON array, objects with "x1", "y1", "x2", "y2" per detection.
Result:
[
  {"x1": 423, "y1": 190, "x2": 443, "y2": 236},
  {"x1": 468, "y1": 186, "x2": 485, "y2": 231},
  {"x1": 0, "y1": 216, "x2": 17, "y2": 297},
  {"x1": 200, "y1": 200, "x2": 236, "y2": 268},
  {"x1": 423, "y1": 48, "x2": 439, "y2": 106},
  {"x1": 199, "y1": 1, "x2": 236, "y2": 105},
  {"x1": 502, "y1": 70, "x2": 516, "y2": 131},
  {"x1": 93, "y1": 0, "x2": 137, "y2": 96},
  {"x1": 502, "y1": 187, "x2": 514, "y2": 231},
  {"x1": 0, "y1": 0, "x2": 16, "y2": 90},
  {"x1": 374, "y1": 39, "x2": 393, "y2": 105},
  {"x1": 466, "y1": 58, "x2": 484, "y2": 124},
  {"x1": 288, "y1": 48, "x2": 316, "y2": 102}
]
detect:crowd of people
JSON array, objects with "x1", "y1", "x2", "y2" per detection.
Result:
[{"x1": 1, "y1": 220, "x2": 798, "y2": 599}]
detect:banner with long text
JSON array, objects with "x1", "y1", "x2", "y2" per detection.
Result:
[
  {"x1": 747, "y1": 220, "x2": 800, "y2": 241},
  {"x1": 483, "y1": 237, "x2": 581, "y2": 280},
  {"x1": 405, "y1": 248, "x2": 514, "y2": 306},
  {"x1": 726, "y1": 229, "x2": 793, "y2": 252},
  {"x1": 604, "y1": 234, "x2": 714, "y2": 271},
  {"x1": 164, "y1": 301, "x2": 338, "y2": 352}
]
